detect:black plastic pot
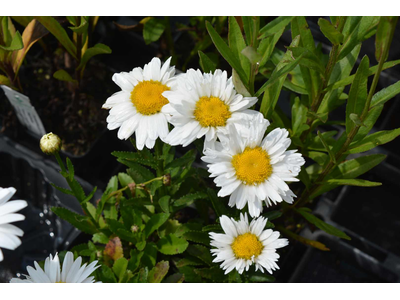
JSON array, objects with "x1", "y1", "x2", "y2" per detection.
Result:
[{"x1": 0, "y1": 134, "x2": 102, "y2": 283}]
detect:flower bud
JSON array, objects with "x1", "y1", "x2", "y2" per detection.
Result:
[
  {"x1": 40, "y1": 133, "x2": 62, "y2": 155},
  {"x1": 163, "y1": 174, "x2": 171, "y2": 186}
]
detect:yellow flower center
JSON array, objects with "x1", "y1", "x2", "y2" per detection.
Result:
[
  {"x1": 231, "y1": 232, "x2": 264, "y2": 260},
  {"x1": 193, "y1": 96, "x2": 231, "y2": 127},
  {"x1": 231, "y1": 146, "x2": 272, "y2": 185},
  {"x1": 130, "y1": 80, "x2": 170, "y2": 115}
]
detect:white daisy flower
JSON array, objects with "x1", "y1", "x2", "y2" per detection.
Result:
[
  {"x1": 103, "y1": 57, "x2": 176, "y2": 150},
  {"x1": 0, "y1": 187, "x2": 27, "y2": 262},
  {"x1": 163, "y1": 69, "x2": 259, "y2": 148},
  {"x1": 210, "y1": 213, "x2": 288, "y2": 274},
  {"x1": 10, "y1": 251, "x2": 100, "y2": 283},
  {"x1": 201, "y1": 114, "x2": 305, "y2": 217}
]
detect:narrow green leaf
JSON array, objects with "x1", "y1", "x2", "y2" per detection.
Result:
[
  {"x1": 328, "y1": 154, "x2": 386, "y2": 180},
  {"x1": 348, "y1": 128, "x2": 400, "y2": 154},
  {"x1": 35, "y1": 16, "x2": 77, "y2": 58},
  {"x1": 257, "y1": 27, "x2": 285, "y2": 68},
  {"x1": 258, "y1": 16, "x2": 293, "y2": 39},
  {"x1": 165, "y1": 149, "x2": 196, "y2": 170},
  {"x1": 339, "y1": 16, "x2": 379, "y2": 60},
  {"x1": 241, "y1": 46, "x2": 262, "y2": 64},
  {"x1": 52, "y1": 207, "x2": 97, "y2": 234},
  {"x1": 317, "y1": 131, "x2": 336, "y2": 164},
  {"x1": 77, "y1": 43, "x2": 111, "y2": 70},
  {"x1": 228, "y1": 16, "x2": 250, "y2": 77},
  {"x1": 371, "y1": 80, "x2": 400, "y2": 108},
  {"x1": 296, "y1": 208, "x2": 351, "y2": 240},
  {"x1": 256, "y1": 36, "x2": 303, "y2": 98},
  {"x1": 375, "y1": 17, "x2": 398, "y2": 62},
  {"x1": 128, "y1": 249, "x2": 144, "y2": 273},
  {"x1": 157, "y1": 234, "x2": 189, "y2": 255},
  {"x1": 206, "y1": 21, "x2": 249, "y2": 89},
  {"x1": 291, "y1": 97, "x2": 309, "y2": 137},
  {"x1": 186, "y1": 244, "x2": 212, "y2": 265},
  {"x1": 326, "y1": 179, "x2": 382, "y2": 187},
  {"x1": 143, "y1": 17, "x2": 165, "y2": 45},
  {"x1": 353, "y1": 104, "x2": 384, "y2": 142},
  {"x1": 92, "y1": 232, "x2": 109, "y2": 244},
  {"x1": 318, "y1": 18, "x2": 344, "y2": 45},
  {"x1": 68, "y1": 16, "x2": 89, "y2": 34},
  {"x1": 198, "y1": 51, "x2": 217, "y2": 73},
  {"x1": 346, "y1": 55, "x2": 369, "y2": 135},
  {"x1": 50, "y1": 183, "x2": 74, "y2": 196}
]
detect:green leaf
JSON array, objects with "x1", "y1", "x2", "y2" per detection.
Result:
[
  {"x1": 138, "y1": 267, "x2": 149, "y2": 283},
  {"x1": 157, "y1": 234, "x2": 189, "y2": 255},
  {"x1": 50, "y1": 183, "x2": 74, "y2": 196},
  {"x1": 77, "y1": 43, "x2": 111, "y2": 70},
  {"x1": 173, "y1": 192, "x2": 208, "y2": 207},
  {"x1": 0, "y1": 30, "x2": 23, "y2": 51},
  {"x1": 241, "y1": 46, "x2": 262, "y2": 64},
  {"x1": 328, "y1": 154, "x2": 386, "y2": 180},
  {"x1": 148, "y1": 261, "x2": 169, "y2": 283},
  {"x1": 68, "y1": 16, "x2": 88, "y2": 34},
  {"x1": 255, "y1": 40, "x2": 304, "y2": 98},
  {"x1": 353, "y1": 104, "x2": 384, "y2": 142},
  {"x1": 163, "y1": 273, "x2": 185, "y2": 283},
  {"x1": 289, "y1": 46, "x2": 325, "y2": 74},
  {"x1": 348, "y1": 128, "x2": 400, "y2": 154},
  {"x1": 207, "y1": 188, "x2": 232, "y2": 217},
  {"x1": 296, "y1": 208, "x2": 351, "y2": 240},
  {"x1": 194, "y1": 266, "x2": 226, "y2": 282},
  {"x1": 112, "y1": 151, "x2": 158, "y2": 170},
  {"x1": 92, "y1": 232, "x2": 109, "y2": 244},
  {"x1": 82, "y1": 186, "x2": 97, "y2": 204},
  {"x1": 100, "y1": 265, "x2": 117, "y2": 283},
  {"x1": 66, "y1": 158, "x2": 74, "y2": 181},
  {"x1": 126, "y1": 164, "x2": 154, "y2": 183},
  {"x1": 198, "y1": 51, "x2": 217, "y2": 73},
  {"x1": 257, "y1": 27, "x2": 285, "y2": 68},
  {"x1": 158, "y1": 195, "x2": 170, "y2": 213},
  {"x1": 144, "y1": 213, "x2": 170, "y2": 238},
  {"x1": 258, "y1": 16, "x2": 293, "y2": 39},
  {"x1": 52, "y1": 207, "x2": 97, "y2": 234},
  {"x1": 346, "y1": 55, "x2": 369, "y2": 135},
  {"x1": 326, "y1": 179, "x2": 382, "y2": 187},
  {"x1": 113, "y1": 257, "x2": 128, "y2": 282},
  {"x1": 339, "y1": 16, "x2": 379, "y2": 60},
  {"x1": 35, "y1": 16, "x2": 77, "y2": 59},
  {"x1": 232, "y1": 69, "x2": 251, "y2": 97},
  {"x1": 206, "y1": 21, "x2": 248, "y2": 89},
  {"x1": 53, "y1": 69, "x2": 78, "y2": 85},
  {"x1": 291, "y1": 97, "x2": 309, "y2": 137},
  {"x1": 228, "y1": 16, "x2": 250, "y2": 76},
  {"x1": 304, "y1": 151, "x2": 328, "y2": 166},
  {"x1": 317, "y1": 131, "x2": 336, "y2": 163},
  {"x1": 176, "y1": 256, "x2": 204, "y2": 268},
  {"x1": 262, "y1": 210, "x2": 283, "y2": 221},
  {"x1": 326, "y1": 59, "x2": 400, "y2": 93},
  {"x1": 143, "y1": 17, "x2": 165, "y2": 45},
  {"x1": 186, "y1": 244, "x2": 212, "y2": 266},
  {"x1": 318, "y1": 18, "x2": 344, "y2": 45},
  {"x1": 128, "y1": 249, "x2": 144, "y2": 273},
  {"x1": 371, "y1": 80, "x2": 400, "y2": 108},
  {"x1": 165, "y1": 149, "x2": 196, "y2": 170},
  {"x1": 349, "y1": 113, "x2": 365, "y2": 127},
  {"x1": 183, "y1": 231, "x2": 211, "y2": 246},
  {"x1": 375, "y1": 17, "x2": 398, "y2": 62}
]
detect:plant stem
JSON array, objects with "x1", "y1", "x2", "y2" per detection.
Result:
[{"x1": 164, "y1": 16, "x2": 176, "y2": 59}]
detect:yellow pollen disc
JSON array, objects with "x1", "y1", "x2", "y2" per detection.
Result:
[
  {"x1": 231, "y1": 146, "x2": 272, "y2": 185},
  {"x1": 231, "y1": 233, "x2": 264, "y2": 260},
  {"x1": 193, "y1": 96, "x2": 231, "y2": 127},
  {"x1": 130, "y1": 80, "x2": 170, "y2": 115}
]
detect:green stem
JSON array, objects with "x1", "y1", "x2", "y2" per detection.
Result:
[{"x1": 164, "y1": 16, "x2": 175, "y2": 58}]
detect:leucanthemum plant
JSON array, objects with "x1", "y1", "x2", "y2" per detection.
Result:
[{"x1": 31, "y1": 16, "x2": 400, "y2": 283}]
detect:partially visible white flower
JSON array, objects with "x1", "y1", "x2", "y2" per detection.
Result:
[
  {"x1": 10, "y1": 251, "x2": 100, "y2": 283},
  {"x1": 0, "y1": 187, "x2": 27, "y2": 262},
  {"x1": 202, "y1": 114, "x2": 305, "y2": 217},
  {"x1": 210, "y1": 213, "x2": 288, "y2": 274},
  {"x1": 163, "y1": 69, "x2": 260, "y2": 149},
  {"x1": 103, "y1": 57, "x2": 176, "y2": 150}
]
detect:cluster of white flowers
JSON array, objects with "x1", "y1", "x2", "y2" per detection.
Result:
[{"x1": 103, "y1": 57, "x2": 306, "y2": 275}]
